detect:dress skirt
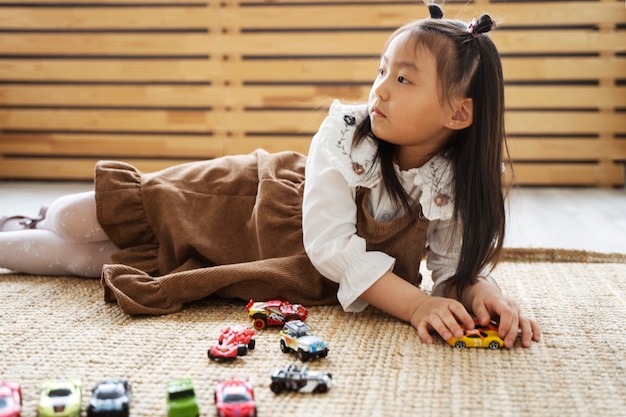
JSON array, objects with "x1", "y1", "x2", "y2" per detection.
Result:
[{"x1": 94, "y1": 149, "x2": 339, "y2": 315}]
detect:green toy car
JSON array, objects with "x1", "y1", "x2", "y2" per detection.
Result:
[
  {"x1": 166, "y1": 378, "x2": 200, "y2": 417},
  {"x1": 37, "y1": 378, "x2": 82, "y2": 417}
]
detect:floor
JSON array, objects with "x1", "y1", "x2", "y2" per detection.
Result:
[{"x1": 1, "y1": 180, "x2": 626, "y2": 254}]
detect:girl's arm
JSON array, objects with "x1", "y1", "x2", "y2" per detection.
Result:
[{"x1": 360, "y1": 270, "x2": 475, "y2": 344}]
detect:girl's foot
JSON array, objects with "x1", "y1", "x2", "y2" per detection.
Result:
[{"x1": 0, "y1": 206, "x2": 48, "y2": 231}]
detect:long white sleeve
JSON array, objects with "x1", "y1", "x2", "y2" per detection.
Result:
[{"x1": 302, "y1": 128, "x2": 395, "y2": 312}]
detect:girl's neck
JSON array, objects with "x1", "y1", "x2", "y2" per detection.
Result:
[{"x1": 394, "y1": 147, "x2": 437, "y2": 171}]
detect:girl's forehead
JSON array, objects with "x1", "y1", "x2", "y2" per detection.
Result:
[{"x1": 382, "y1": 32, "x2": 436, "y2": 65}]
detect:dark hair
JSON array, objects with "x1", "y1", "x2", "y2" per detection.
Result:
[{"x1": 352, "y1": 6, "x2": 508, "y2": 298}]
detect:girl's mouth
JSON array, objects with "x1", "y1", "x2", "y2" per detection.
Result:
[{"x1": 371, "y1": 107, "x2": 386, "y2": 118}]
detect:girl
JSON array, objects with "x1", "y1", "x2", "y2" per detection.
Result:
[{"x1": 0, "y1": 4, "x2": 540, "y2": 348}]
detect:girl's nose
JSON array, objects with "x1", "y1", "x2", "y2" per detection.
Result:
[{"x1": 372, "y1": 78, "x2": 390, "y2": 101}]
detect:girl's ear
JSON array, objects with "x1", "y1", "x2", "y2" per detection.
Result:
[{"x1": 448, "y1": 98, "x2": 473, "y2": 130}]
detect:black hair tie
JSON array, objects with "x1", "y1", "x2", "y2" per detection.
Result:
[
  {"x1": 467, "y1": 14, "x2": 495, "y2": 37},
  {"x1": 428, "y1": 3, "x2": 444, "y2": 19}
]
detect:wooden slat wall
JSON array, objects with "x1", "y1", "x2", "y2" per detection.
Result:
[{"x1": 0, "y1": 0, "x2": 624, "y2": 186}]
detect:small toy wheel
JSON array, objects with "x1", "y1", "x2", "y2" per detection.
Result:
[
  {"x1": 454, "y1": 341, "x2": 466, "y2": 349},
  {"x1": 248, "y1": 339, "x2": 256, "y2": 350},
  {"x1": 488, "y1": 341, "x2": 501, "y2": 350},
  {"x1": 280, "y1": 340, "x2": 289, "y2": 353},
  {"x1": 314, "y1": 383, "x2": 328, "y2": 394},
  {"x1": 297, "y1": 349, "x2": 310, "y2": 362},
  {"x1": 237, "y1": 344, "x2": 248, "y2": 356},
  {"x1": 251, "y1": 315, "x2": 267, "y2": 330},
  {"x1": 270, "y1": 381, "x2": 285, "y2": 394}
]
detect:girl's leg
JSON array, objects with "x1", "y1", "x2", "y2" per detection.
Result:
[
  {"x1": 0, "y1": 230, "x2": 117, "y2": 277},
  {"x1": 0, "y1": 191, "x2": 118, "y2": 277},
  {"x1": 38, "y1": 191, "x2": 110, "y2": 242}
]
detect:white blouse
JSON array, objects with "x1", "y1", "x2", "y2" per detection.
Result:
[{"x1": 302, "y1": 100, "x2": 461, "y2": 312}]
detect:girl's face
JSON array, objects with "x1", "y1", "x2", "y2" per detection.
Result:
[{"x1": 368, "y1": 32, "x2": 459, "y2": 169}]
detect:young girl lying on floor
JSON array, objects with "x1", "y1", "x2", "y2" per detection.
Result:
[{"x1": 0, "y1": 3, "x2": 540, "y2": 349}]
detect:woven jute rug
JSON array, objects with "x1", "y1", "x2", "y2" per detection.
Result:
[{"x1": 1, "y1": 248, "x2": 625, "y2": 417}]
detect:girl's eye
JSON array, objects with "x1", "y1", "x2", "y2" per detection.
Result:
[
  {"x1": 377, "y1": 68, "x2": 385, "y2": 76},
  {"x1": 397, "y1": 76, "x2": 410, "y2": 84}
]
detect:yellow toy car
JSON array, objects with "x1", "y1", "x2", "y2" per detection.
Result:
[{"x1": 447, "y1": 321, "x2": 504, "y2": 350}]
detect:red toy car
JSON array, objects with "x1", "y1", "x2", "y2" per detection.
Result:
[
  {"x1": 214, "y1": 379, "x2": 257, "y2": 417},
  {"x1": 0, "y1": 381, "x2": 21, "y2": 417},
  {"x1": 245, "y1": 299, "x2": 308, "y2": 330},
  {"x1": 208, "y1": 325, "x2": 256, "y2": 362}
]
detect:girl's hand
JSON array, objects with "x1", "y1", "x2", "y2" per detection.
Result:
[
  {"x1": 467, "y1": 279, "x2": 541, "y2": 348},
  {"x1": 409, "y1": 296, "x2": 475, "y2": 345}
]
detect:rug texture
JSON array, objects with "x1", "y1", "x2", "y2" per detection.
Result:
[{"x1": 1, "y1": 248, "x2": 625, "y2": 417}]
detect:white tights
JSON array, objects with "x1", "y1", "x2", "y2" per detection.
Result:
[{"x1": 0, "y1": 191, "x2": 118, "y2": 277}]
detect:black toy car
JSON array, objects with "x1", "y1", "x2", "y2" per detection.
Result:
[{"x1": 87, "y1": 379, "x2": 131, "y2": 417}]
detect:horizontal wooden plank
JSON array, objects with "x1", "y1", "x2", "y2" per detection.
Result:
[
  {"x1": 1, "y1": 157, "x2": 623, "y2": 186},
  {"x1": 224, "y1": 2, "x2": 626, "y2": 28},
  {"x1": 2, "y1": 56, "x2": 623, "y2": 83},
  {"x1": 0, "y1": 60, "x2": 216, "y2": 81},
  {"x1": 511, "y1": 162, "x2": 625, "y2": 186},
  {"x1": 1, "y1": 0, "x2": 211, "y2": 3},
  {"x1": 3, "y1": 2, "x2": 622, "y2": 29},
  {"x1": 506, "y1": 111, "x2": 626, "y2": 135},
  {"x1": 0, "y1": 7, "x2": 213, "y2": 30},
  {"x1": 0, "y1": 134, "x2": 224, "y2": 158},
  {"x1": 507, "y1": 138, "x2": 626, "y2": 161},
  {"x1": 0, "y1": 157, "x2": 196, "y2": 180},
  {"x1": 2, "y1": 109, "x2": 625, "y2": 136},
  {"x1": 505, "y1": 86, "x2": 626, "y2": 109},
  {"x1": 1, "y1": 31, "x2": 623, "y2": 55},
  {"x1": 1, "y1": 84, "x2": 624, "y2": 110},
  {"x1": 0, "y1": 85, "x2": 342, "y2": 107},
  {"x1": 0, "y1": 109, "x2": 217, "y2": 132},
  {"x1": 0, "y1": 33, "x2": 211, "y2": 55},
  {"x1": 501, "y1": 57, "x2": 626, "y2": 82}
]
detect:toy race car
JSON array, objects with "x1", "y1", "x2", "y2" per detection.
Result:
[
  {"x1": 37, "y1": 378, "x2": 82, "y2": 417},
  {"x1": 279, "y1": 320, "x2": 328, "y2": 362},
  {"x1": 214, "y1": 378, "x2": 257, "y2": 417},
  {"x1": 246, "y1": 299, "x2": 308, "y2": 330},
  {"x1": 0, "y1": 381, "x2": 22, "y2": 417},
  {"x1": 208, "y1": 325, "x2": 256, "y2": 362},
  {"x1": 447, "y1": 320, "x2": 504, "y2": 349},
  {"x1": 87, "y1": 379, "x2": 131, "y2": 417},
  {"x1": 270, "y1": 363, "x2": 332, "y2": 394},
  {"x1": 166, "y1": 378, "x2": 200, "y2": 417}
]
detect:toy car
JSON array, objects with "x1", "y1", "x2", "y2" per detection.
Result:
[
  {"x1": 214, "y1": 378, "x2": 257, "y2": 417},
  {"x1": 37, "y1": 378, "x2": 82, "y2": 417},
  {"x1": 166, "y1": 378, "x2": 200, "y2": 417},
  {"x1": 447, "y1": 321, "x2": 504, "y2": 349},
  {"x1": 208, "y1": 325, "x2": 256, "y2": 361},
  {"x1": 87, "y1": 379, "x2": 131, "y2": 417},
  {"x1": 279, "y1": 320, "x2": 328, "y2": 362},
  {"x1": 0, "y1": 381, "x2": 22, "y2": 417},
  {"x1": 246, "y1": 299, "x2": 308, "y2": 330},
  {"x1": 270, "y1": 363, "x2": 332, "y2": 394}
]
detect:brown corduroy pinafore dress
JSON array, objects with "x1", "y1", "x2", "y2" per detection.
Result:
[{"x1": 94, "y1": 149, "x2": 429, "y2": 315}]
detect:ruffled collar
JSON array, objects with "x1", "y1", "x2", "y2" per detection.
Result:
[{"x1": 319, "y1": 100, "x2": 455, "y2": 221}]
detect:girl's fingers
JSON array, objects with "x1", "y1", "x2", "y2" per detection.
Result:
[
  {"x1": 519, "y1": 315, "x2": 534, "y2": 347},
  {"x1": 416, "y1": 322, "x2": 435, "y2": 344},
  {"x1": 531, "y1": 320, "x2": 541, "y2": 342}
]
